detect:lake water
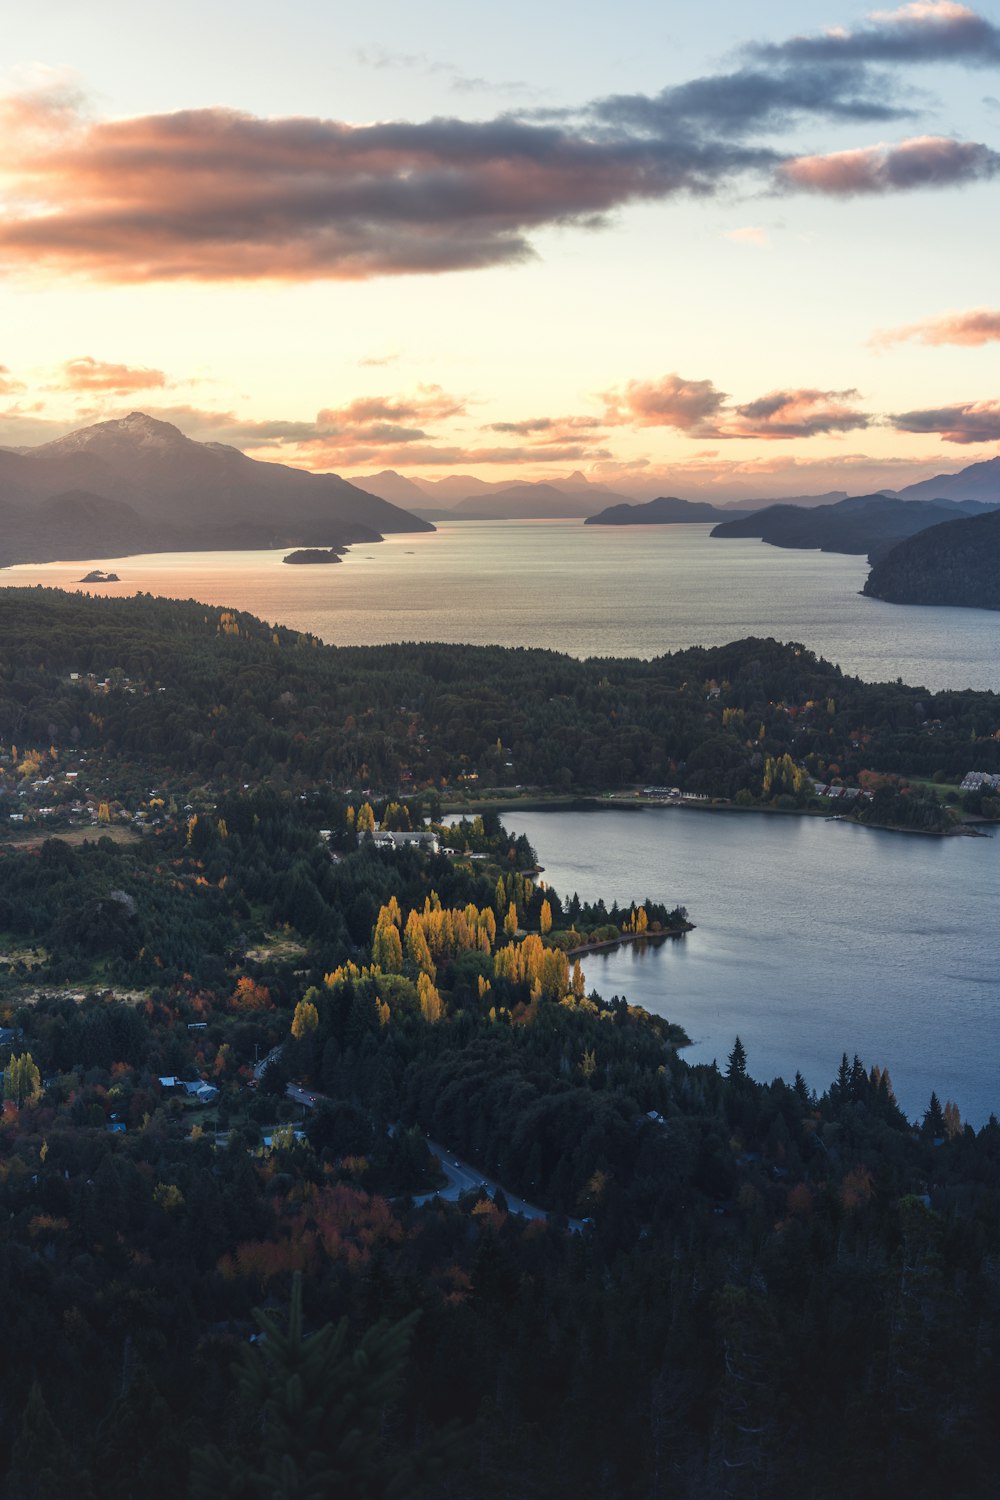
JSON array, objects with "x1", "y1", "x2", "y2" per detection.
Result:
[
  {"x1": 4, "y1": 519, "x2": 1000, "y2": 692},
  {"x1": 506, "y1": 807, "x2": 1000, "y2": 1127},
  {"x1": 6, "y1": 520, "x2": 999, "y2": 1121}
]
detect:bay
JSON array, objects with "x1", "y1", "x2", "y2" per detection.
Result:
[
  {"x1": 505, "y1": 807, "x2": 1000, "y2": 1127},
  {"x1": 4, "y1": 519, "x2": 1000, "y2": 691}
]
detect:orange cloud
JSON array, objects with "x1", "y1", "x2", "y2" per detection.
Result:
[
  {"x1": 603, "y1": 375, "x2": 871, "y2": 439},
  {"x1": 780, "y1": 135, "x2": 1000, "y2": 194},
  {"x1": 873, "y1": 307, "x2": 1000, "y2": 346},
  {"x1": 604, "y1": 374, "x2": 729, "y2": 432},
  {"x1": 55, "y1": 356, "x2": 168, "y2": 394},
  {"x1": 0, "y1": 365, "x2": 26, "y2": 397}
]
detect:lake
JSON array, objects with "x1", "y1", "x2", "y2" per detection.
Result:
[
  {"x1": 4, "y1": 519, "x2": 1000, "y2": 692},
  {"x1": 505, "y1": 807, "x2": 1000, "y2": 1128}
]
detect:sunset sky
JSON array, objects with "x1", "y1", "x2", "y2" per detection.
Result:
[{"x1": 2, "y1": 0, "x2": 998, "y2": 498}]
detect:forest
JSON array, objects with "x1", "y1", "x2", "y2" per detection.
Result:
[{"x1": 0, "y1": 587, "x2": 998, "y2": 1499}]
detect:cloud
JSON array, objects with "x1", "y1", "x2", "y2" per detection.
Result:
[
  {"x1": 873, "y1": 307, "x2": 1000, "y2": 346},
  {"x1": 0, "y1": 365, "x2": 26, "y2": 396},
  {"x1": 755, "y1": 3, "x2": 1000, "y2": 65},
  {"x1": 890, "y1": 399, "x2": 1000, "y2": 441},
  {"x1": 604, "y1": 374, "x2": 730, "y2": 432},
  {"x1": 590, "y1": 448, "x2": 964, "y2": 502},
  {"x1": 723, "y1": 226, "x2": 769, "y2": 246},
  {"x1": 779, "y1": 135, "x2": 1000, "y2": 193},
  {"x1": 357, "y1": 352, "x2": 400, "y2": 367},
  {"x1": 54, "y1": 356, "x2": 168, "y2": 394},
  {"x1": 0, "y1": 91, "x2": 772, "y2": 284},
  {"x1": 0, "y1": 4, "x2": 996, "y2": 287},
  {"x1": 727, "y1": 389, "x2": 872, "y2": 439},
  {"x1": 603, "y1": 374, "x2": 871, "y2": 439}
]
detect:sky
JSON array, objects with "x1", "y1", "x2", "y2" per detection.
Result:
[{"x1": 1, "y1": 0, "x2": 998, "y2": 500}]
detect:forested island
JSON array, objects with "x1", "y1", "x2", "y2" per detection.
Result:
[
  {"x1": 0, "y1": 589, "x2": 998, "y2": 1497},
  {"x1": 282, "y1": 547, "x2": 343, "y2": 565}
]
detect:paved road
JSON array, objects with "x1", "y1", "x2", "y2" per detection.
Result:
[
  {"x1": 414, "y1": 1136, "x2": 586, "y2": 1232},
  {"x1": 285, "y1": 1085, "x2": 585, "y2": 1232}
]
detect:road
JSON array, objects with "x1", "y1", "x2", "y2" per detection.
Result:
[
  {"x1": 284, "y1": 1085, "x2": 585, "y2": 1232},
  {"x1": 414, "y1": 1136, "x2": 586, "y2": 1233}
]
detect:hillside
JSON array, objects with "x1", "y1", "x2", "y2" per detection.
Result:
[
  {"x1": 711, "y1": 493, "x2": 998, "y2": 559},
  {"x1": 864, "y1": 506, "x2": 1000, "y2": 610},
  {"x1": 0, "y1": 413, "x2": 432, "y2": 565}
]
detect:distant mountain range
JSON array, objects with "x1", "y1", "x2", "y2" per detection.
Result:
[
  {"x1": 864, "y1": 507, "x2": 1000, "y2": 611},
  {"x1": 710, "y1": 493, "x2": 1000, "y2": 560},
  {"x1": 0, "y1": 413, "x2": 432, "y2": 566},
  {"x1": 350, "y1": 468, "x2": 635, "y2": 519}
]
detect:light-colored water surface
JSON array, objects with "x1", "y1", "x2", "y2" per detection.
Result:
[
  {"x1": 4, "y1": 520, "x2": 999, "y2": 691},
  {"x1": 506, "y1": 807, "x2": 1000, "y2": 1127}
]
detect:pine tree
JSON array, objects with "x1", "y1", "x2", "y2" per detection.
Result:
[
  {"x1": 6, "y1": 1382, "x2": 88, "y2": 1500},
  {"x1": 726, "y1": 1036, "x2": 748, "y2": 1081},
  {"x1": 190, "y1": 1273, "x2": 421, "y2": 1500}
]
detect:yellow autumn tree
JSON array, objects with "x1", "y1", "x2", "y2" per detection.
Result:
[
  {"x1": 504, "y1": 901, "x2": 518, "y2": 938},
  {"x1": 540, "y1": 900, "x2": 553, "y2": 935},
  {"x1": 418, "y1": 972, "x2": 444, "y2": 1023},
  {"x1": 3, "y1": 1052, "x2": 41, "y2": 1108},
  {"x1": 291, "y1": 999, "x2": 320, "y2": 1038}
]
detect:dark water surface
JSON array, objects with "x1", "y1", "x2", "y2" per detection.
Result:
[{"x1": 507, "y1": 808, "x2": 1000, "y2": 1127}]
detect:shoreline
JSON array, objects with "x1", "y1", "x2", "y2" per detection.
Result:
[
  {"x1": 564, "y1": 926, "x2": 694, "y2": 959},
  {"x1": 445, "y1": 791, "x2": 995, "y2": 837}
]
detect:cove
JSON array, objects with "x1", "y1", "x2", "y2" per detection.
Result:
[{"x1": 506, "y1": 807, "x2": 1000, "y2": 1127}]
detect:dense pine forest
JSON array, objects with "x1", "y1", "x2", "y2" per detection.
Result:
[{"x1": 0, "y1": 588, "x2": 998, "y2": 1499}]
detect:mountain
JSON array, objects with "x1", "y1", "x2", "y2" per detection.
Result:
[
  {"x1": 447, "y1": 483, "x2": 588, "y2": 519},
  {"x1": 710, "y1": 493, "x2": 999, "y2": 560},
  {"x1": 896, "y1": 454, "x2": 1000, "y2": 505},
  {"x1": 0, "y1": 413, "x2": 432, "y2": 565},
  {"x1": 354, "y1": 469, "x2": 637, "y2": 511},
  {"x1": 863, "y1": 507, "x2": 1000, "y2": 610},
  {"x1": 420, "y1": 474, "x2": 501, "y2": 502},
  {"x1": 348, "y1": 469, "x2": 431, "y2": 505},
  {"x1": 585, "y1": 495, "x2": 741, "y2": 525},
  {"x1": 448, "y1": 478, "x2": 632, "y2": 519}
]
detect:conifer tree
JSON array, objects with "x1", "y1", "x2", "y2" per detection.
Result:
[{"x1": 191, "y1": 1272, "x2": 422, "y2": 1500}]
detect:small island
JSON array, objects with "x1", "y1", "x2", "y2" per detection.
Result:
[
  {"x1": 281, "y1": 547, "x2": 344, "y2": 565},
  {"x1": 79, "y1": 570, "x2": 120, "y2": 583}
]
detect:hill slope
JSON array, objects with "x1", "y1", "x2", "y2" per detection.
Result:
[{"x1": 863, "y1": 507, "x2": 1000, "y2": 609}]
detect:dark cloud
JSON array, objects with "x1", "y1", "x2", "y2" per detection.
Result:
[
  {"x1": 593, "y1": 64, "x2": 911, "y2": 141},
  {"x1": 890, "y1": 399, "x2": 1000, "y2": 441},
  {"x1": 754, "y1": 3, "x2": 1000, "y2": 67}
]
